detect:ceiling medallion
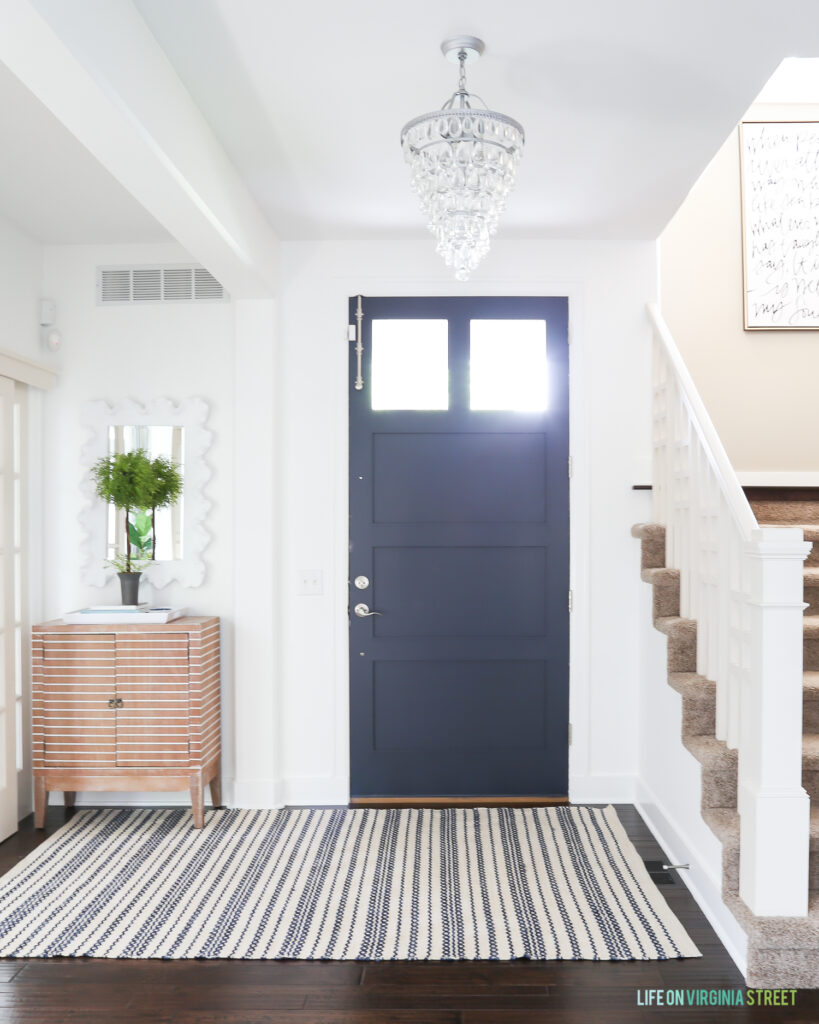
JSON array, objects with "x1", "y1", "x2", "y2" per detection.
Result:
[{"x1": 400, "y1": 36, "x2": 525, "y2": 282}]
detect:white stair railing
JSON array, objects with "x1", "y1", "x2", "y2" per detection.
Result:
[{"x1": 649, "y1": 303, "x2": 810, "y2": 917}]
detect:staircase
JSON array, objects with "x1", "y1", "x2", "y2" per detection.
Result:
[{"x1": 633, "y1": 506, "x2": 819, "y2": 988}]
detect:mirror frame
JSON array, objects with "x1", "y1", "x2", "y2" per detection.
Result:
[{"x1": 80, "y1": 397, "x2": 212, "y2": 588}]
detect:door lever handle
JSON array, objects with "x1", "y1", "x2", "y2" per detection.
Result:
[{"x1": 354, "y1": 603, "x2": 382, "y2": 617}]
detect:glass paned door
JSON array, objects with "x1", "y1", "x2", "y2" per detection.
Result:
[
  {"x1": 0, "y1": 376, "x2": 20, "y2": 842},
  {"x1": 349, "y1": 296, "x2": 569, "y2": 799}
]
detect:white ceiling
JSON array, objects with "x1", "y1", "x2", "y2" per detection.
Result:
[
  {"x1": 0, "y1": 60, "x2": 168, "y2": 244},
  {"x1": 132, "y1": 0, "x2": 819, "y2": 241},
  {"x1": 4, "y1": 1, "x2": 819, "y2": 245}
]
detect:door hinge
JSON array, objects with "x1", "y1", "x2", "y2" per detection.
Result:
[
  {"x1": 568, "y1": 590, "x2": 573, "y2": 613},
  {"x1": 568, "y1": 723, "x2": 573, "y2": 745},
  {"x1": 568, "y1": 456, "x2": 573, "y2": 479},
  {"x1": 347, "y1": 324, "x2": 356, "y2": 341}
]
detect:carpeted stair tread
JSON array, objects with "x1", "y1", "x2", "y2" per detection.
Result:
[
  {"x1": 701, "y1": 806, "x2": 739, "y2": 843},
  {"x1": 804, "y1": 733, "x2": 819, "y2": 764},
  {"x1": 702, "y1": 806, "x2": 819, "y2": 848},
  {"x1": 682, "y1": 734, "x2": 737, "y2": 770},
  {"x1": 631, "y1": 523, "x2": 666, "y2": 571},
  {"x1": 804, "y1": 671, "x2": 819, "y2": 691},
  {"x1": 631, "y1": 523, "x2": 666, "y2": 542},
  {"x1": 804, "y1": 567, "x2": 819, "y2": 585},
  {"x1": 640, "y1": 566, "x2": 679, "y2": 585},
  {"x1": 668, "y1": 671, "x2": 712, "y2": 697},
  {"x1": 654, "y1": 615, "x2": 696, "y2": 638},
  {"x1": 723, "y1": 890, "x2": 819, "y2": 950},
  {"x1": 804, "y1": 616, "x2": 819, "y2": 639}
]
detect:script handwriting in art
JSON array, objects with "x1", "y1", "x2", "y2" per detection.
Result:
[{"x1": 741, "y1": 122, "x2": 819, "y2": 329}]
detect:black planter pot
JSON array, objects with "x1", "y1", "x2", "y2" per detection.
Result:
[{"x1": 117, "y1": 572, "x2": 142, "y2": 605}]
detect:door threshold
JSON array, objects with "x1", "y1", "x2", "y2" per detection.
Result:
[{"x1": 349, "y1": 796, "x2": 569, "y2": 808}]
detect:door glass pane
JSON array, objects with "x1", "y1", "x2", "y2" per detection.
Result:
[
  {"x1": 15, "y1": 701, "x2": 22, "y2": 773},
  {"x1": 12, "y1": 403, "x2": 20, "y2": 475},
  {"x1": 371, "y1": 320, "x2": 448, "y2": 410},
  {"x1": 14, "y1": 627, "x2": 21, "y2": 697},
  {"x1": 13, "y1": 479, "x2": 20, "y2": 548},
  {"x1": 13, "y1": 554, "x2": 20, "y2": 622},
  {"x1": 470, "y1": 319, "x2": 548, "y2": 411}
]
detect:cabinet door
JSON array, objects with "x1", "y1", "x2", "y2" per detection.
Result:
[
  {"x1": 115, "y1": 632, "x2": 189, "y2": 767},
  {"x1": 41, "y1": 634, "x2": 116, "y2": 767}
]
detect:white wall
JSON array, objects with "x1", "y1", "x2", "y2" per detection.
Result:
[
  {"x1": 41, "y1": 242, "x2": 236, "y2": 805},
  {"x1": 0, "y1": 214, "x2": 43, "y2": 360},
  {"x1": 275, "y1": 239, "x2": 657, "y2": 805},
  {"x1": 660, "y1": 102, "x2": 819, "y2": 474}
]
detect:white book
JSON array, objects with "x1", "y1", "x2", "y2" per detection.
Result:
[{"x1": 62, "y1": 607, "x2": 187, "y2": 624}]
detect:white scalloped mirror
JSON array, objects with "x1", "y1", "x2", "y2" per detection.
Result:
[{"x1": 80, "y1": 398, "x2": 212, "y2": 588}]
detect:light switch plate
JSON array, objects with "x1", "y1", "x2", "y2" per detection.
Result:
[{"x1": 296, "y1": 569, "x2": 323, "y2": 596}]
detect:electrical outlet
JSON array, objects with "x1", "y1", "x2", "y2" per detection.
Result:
[{"x1": 296, "y1": 569, "x2": 323, "y2": 596}]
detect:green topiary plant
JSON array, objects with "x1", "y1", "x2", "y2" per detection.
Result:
[
  {"x1": 92, "y1": 448, "x2": 184, "y2": 575},
  {"x1": 143, "y1": 455, "x2": 183, "y2": 560},
  {"x1": 91, "y1": 449, "x2": 155, "y2": 573}
]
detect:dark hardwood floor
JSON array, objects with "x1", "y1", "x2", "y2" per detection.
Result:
[{"x1": 0, "y1": 804, "x2": 817, "y2": 1023}]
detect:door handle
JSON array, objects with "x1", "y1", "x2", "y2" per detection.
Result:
[{"x1": 354, "y1": 603, "x2": 382, "y2": 617}]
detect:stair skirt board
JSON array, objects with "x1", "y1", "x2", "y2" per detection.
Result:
[
  {"x1": 633, "y1": 519, "x2": 819, "y2": 989},
  {"x1": 0, "y1": 806, "x2": 700, "y2": 962}
]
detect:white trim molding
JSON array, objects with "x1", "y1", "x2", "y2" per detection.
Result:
[
  {"x1": 635, "y1": 779, "x2": 748, "y2": 977},
  {"x1": 0, "y1": 347, "x2": 57, "y2": 390},
  {"x1": 737, "y1": 472, "x2": 819, "y2": 487},
  {"x1": 80, "y1": 397, "x2": 213, "y2": 588}
]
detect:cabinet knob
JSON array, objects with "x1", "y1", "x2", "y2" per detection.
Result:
[
  {"x1": 115, "y1": 698, "x2": 124, "y2": 708},
  {"x1": 107, "y1": 698, "x2": 116, "y2": 709}
]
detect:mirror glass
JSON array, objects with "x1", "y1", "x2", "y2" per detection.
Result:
[{"x1": 105, "y1": 425, "x2": 185, "y2": 562}]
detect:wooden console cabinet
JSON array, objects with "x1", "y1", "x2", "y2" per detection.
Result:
[{"x1": 31, "y1": 616, "x2": 220, "y2": 829}]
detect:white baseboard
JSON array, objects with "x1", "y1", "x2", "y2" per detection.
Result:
[
  {"x1": 231, "y1": 778, "x2": 283, "y2": 809},
  {"x1": 737, "y1": 472, "x2": 819, "y2": 487},
  {"x1": 634, "y1": 778, "x2": 748, "y2": 977},
  {"x1": 569, "y1": 774, "x2": 636, "y2": 804},
  {"x1": 279, "y1": 775, "x2": 349, "y2": 806}
]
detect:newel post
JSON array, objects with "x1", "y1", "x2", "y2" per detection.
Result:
[{"x1": 739, "y1": 527, "x2": 811, "y2": 916}]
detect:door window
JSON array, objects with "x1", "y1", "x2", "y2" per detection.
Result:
[
  {"x1": 370, "y1": 319, "x2": 449, "y2": 411},
  {"x1": 469, "y1": 319, "x2": 548, "y2": 411}
]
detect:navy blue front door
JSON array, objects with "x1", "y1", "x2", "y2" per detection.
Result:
[{"x1": 349, "y1": 296, "x2": 569, "y2": 797}]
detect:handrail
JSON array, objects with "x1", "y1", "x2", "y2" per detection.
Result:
[{"x1": 647, "y1": 304, "x2": 756, "y2": 540}]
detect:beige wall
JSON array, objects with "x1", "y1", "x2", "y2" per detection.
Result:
[{"x1": 660, "y1": 103, "x2": 819, "y2": 473}]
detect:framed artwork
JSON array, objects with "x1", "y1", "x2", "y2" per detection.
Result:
[{"x1": 740, "y1": 121, "x2": 819, "y2": 330}]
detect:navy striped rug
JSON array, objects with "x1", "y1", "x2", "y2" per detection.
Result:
[{"x1": 0, "y1": 805, "x2": 700, "y2": 960}]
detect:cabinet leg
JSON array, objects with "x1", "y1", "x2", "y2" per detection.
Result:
[
  {"x1": 64, "y1": 791, "x2": 76, "y2": 809},
  {"x1": 209, "y1": 759, "x2": 222, "y2": 809},
  {"x1": 34, "y1": 777, "x2": 47, "y2": 829},
  {"x1": 190, "y1": 774, "x2": 205, "y2": 829}
]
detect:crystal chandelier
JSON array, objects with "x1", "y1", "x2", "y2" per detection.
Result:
[{"x1": 401, "y1": 36, "x2": 525, "y2": 282}]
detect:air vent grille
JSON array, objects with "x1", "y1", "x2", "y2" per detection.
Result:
[
  {"x1": 194, "y1": 267, "x2": 223, "y2": 300},
  {"x1": 97, "y1": 265, "x2": 227, "y2": 305},
  {"x1": 100, "y1": 269, "x2": 131, "y2": 303},
  {"x1": 163, "y1": 268, "x2": 193, "y2": 301}
]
